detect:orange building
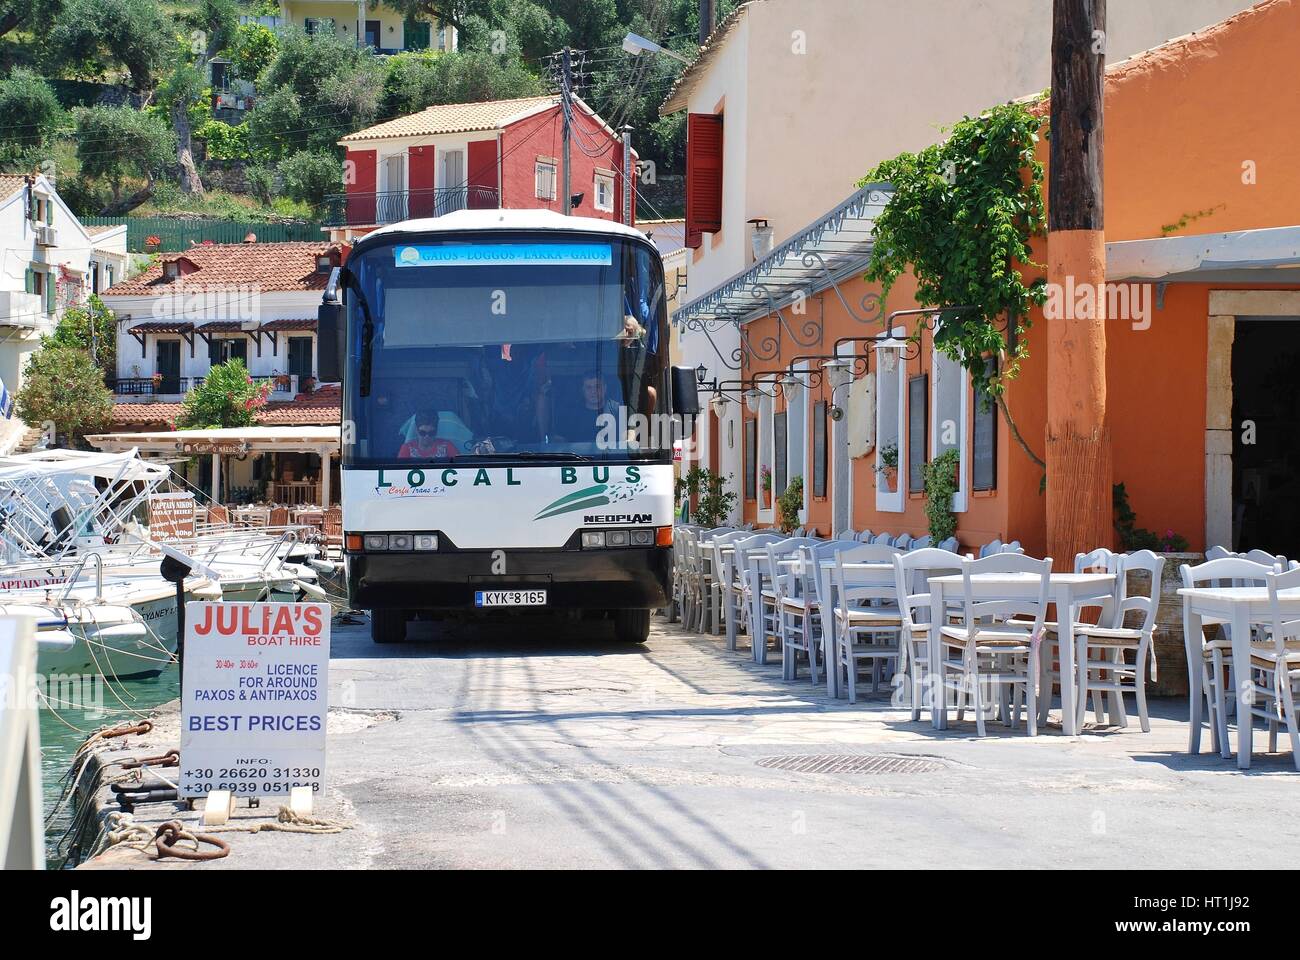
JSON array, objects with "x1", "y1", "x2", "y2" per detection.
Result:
[{"x1": 682, "y1": 0, "x2": 1300, "y2": 557}]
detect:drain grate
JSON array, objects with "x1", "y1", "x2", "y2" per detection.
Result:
[{"x1": 756, "y1": 754, "x2": 947, "y2": 775}]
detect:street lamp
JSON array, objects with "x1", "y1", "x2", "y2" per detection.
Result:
[
  {"x1": 695, "y1": 362, "x2": 709, "y2": 385},
  {"x1": 622, "y1": 32, "x2": 693, "y2": 65},
  {"x1": 780, "y1": 372, "x2": 801, "y2": 398},
  {"x1": 744, "y1": 388, "x2": 761, "y2": 414},
  {"x1": 709, "y1": 393, "x2": 729, "y2": 419}
]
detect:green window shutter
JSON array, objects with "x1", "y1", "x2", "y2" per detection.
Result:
[
  {"x1": 45, "y1": 199, "x2": 53, "y2": 225},
  {"x1": 24, "y1": 267, "x2": 34, "y2": 294},
  {"x1": 45, "y1": 274, "x2": 55, "y2": 313},
  {"x1": 28, "y1": 192, "x2": 36, "y2": 222},
  {"x1": 404, "y1": 15, "x2": 430, "y2": 50}
]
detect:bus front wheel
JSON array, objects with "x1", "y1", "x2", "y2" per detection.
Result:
[
  {"x1": 371, "y1": 608, "x2": 407, "y2": 644},
  {"x1": 612, "y1": 609, "x2": 650, "y2": 644}
]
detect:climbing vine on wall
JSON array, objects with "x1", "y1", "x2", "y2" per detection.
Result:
[{"x1": 858, "y1": 102, "x2": 1048, "y2": 466}]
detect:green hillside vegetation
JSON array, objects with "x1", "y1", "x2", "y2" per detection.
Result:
[{"x1": 0, "y1": 0, "x2": 730, "y2": 220}]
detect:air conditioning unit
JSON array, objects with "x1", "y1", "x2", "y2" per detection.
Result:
[{"x1": 35, "y1": 225, "x2": 57, "y2": 247}]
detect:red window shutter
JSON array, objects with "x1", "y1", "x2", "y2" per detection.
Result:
[{"x1": 685, "y1": 112, "x2": 723, "y2": 248}]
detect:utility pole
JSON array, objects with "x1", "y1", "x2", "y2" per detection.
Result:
[
  {"x1": 560, "y1": 46, "x2": 573, "y2": 216},
  {"x1": 620, "y1": 124, "x2": 634, "y2": 225},
  {"x1": 1047, "y1": 0, "x2": 1110, "y2": 565},
  {"x1": 699, "y1": 0, "x2": 715, "y2": 44}
]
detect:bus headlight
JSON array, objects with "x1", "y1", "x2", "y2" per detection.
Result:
[
  {"x1": 581, "y1": 529, "x2": 657, "y2": 549},
  {"x1": 581, "y1": 531, "x2": 607, "y2": 548},
  {"x1": 630, "y1": 529, "x2": 654, "y2": 546},
  {"x1": 363, "y1": 534, "x2": 389, "y2": 551},
  {"x1": 414, "y1": 534, "x2": 439, "y2": 551},
  {"x1": 388, "y1": 533, "x2": 413, "y2": 551}
]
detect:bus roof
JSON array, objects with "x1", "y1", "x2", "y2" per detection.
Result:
[{"x1": 363, "y1": 209, "x2": 651, "y2": 246}]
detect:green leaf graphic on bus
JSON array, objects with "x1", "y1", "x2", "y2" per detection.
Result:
[{"x1": 534, "y1": 484, "x2": 609, "y2": 521}]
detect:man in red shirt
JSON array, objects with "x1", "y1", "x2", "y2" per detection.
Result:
[{"x1": 398, "y1": 411, "x2": 460, "y2": 460}]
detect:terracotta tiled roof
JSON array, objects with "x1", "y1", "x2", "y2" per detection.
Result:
[
  {"x1": 260, "y1": 318, "x2": 317, "y2": 332},
  {"x1": 0, "y1": 174, "x2": 29, "y2": 203},
  {"x1": 110, "y1": 394, "x2": 341, "y2": 429},
  {"x1": 258, "y1": 400, "x2": 341, "y2": 425},
  {"x1": 127, "y1": 321, "x2": 194, "y2": 334},
  {"x1": 340, "y1": 95, "x2": 558, "y2": 143},
  {"x1": 660, "y1": 3, "x2": 753, "y2": 115},
  {"x1": 101, "y1": 242, "x2": 337, "y2": 296},
  {"x1": 110, "y1": 403, "x2": 184, "y2": 428}
]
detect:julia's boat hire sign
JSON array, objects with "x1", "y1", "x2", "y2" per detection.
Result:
[{"x1": 179, "y1": 602, "x2": 330, "y2": 799}]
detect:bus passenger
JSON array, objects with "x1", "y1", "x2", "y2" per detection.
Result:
[{"x1": 398, "y1": 410, "x2": 460, "y2": 459}]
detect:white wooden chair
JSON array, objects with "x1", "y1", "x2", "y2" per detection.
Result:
[
  {"x1": 757, "y1": 537, "x2": 820, "y2": 661},
  {"x1": 700, "y1": 529, "x2": 745, "y2": 634},
  {"x1": 830, "y1": 546, "x2": 903, "y2": 702},
  {"x1": 871, "y1": 531, "x2": 894, "y2": 545},
  {"x1": 724, "y1": 533, "x2": 784, "y2": 650},
  {"x1": 893, "y1": 547, "x2": 966, "y2": 720},
  {"x1": 978, "y1": 538, "x2": 1003, "y2": 558},
  {"x1": 893, "y1": 533, "x2": 913, "y2": 550},
  {"x1": 938, "y1": 552, "x2": 1053, "y2": 736},
  {"x1": 856, "y1": 529, "x2": 874, "y2": 543},
  {"x1": 779, "y1": 539, "x2": 862, "y2": 683},
  {"x1": 911, "y1": 535, "x2": 932, "y2": 549},
  {"x1": 1073, "y1": 550, "x2": 1165, "y2": 732},
  {"x1": 1246, "y1": 566, "x2": 1300, "y2": 769},
  {"x1": 1180, "y1": 556, "x2": 1277, "y2": 755},
  {"x1": 937, "y1": 536, "x2": 959, "y2": 553}
]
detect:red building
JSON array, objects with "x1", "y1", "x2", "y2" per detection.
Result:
[{"x1": 325, "y1": 94, "x2": 636, "y2": 243}]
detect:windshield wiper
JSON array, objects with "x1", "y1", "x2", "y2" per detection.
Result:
[{"x1": 471, "y1": 451, "x2": 594, "y2": 461}]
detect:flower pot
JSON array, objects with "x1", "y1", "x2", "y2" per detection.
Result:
[{"x1": 1142, "y1": 551, "x2": 1204, "y2": 698}]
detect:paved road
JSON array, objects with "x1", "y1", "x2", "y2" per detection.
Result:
[{"x1": 88, "y1": 612, "x2": 1300, "y2": 869}]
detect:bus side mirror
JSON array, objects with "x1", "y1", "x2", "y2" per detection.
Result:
[
  {"x1": 317, "y1": 268, "x2": 345, "y2": 383},
  {"x1": 670, "y1": 366, "x2": 700, "y2": 416}
]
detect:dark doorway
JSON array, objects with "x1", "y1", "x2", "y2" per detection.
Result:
[
  {"x1": 156, "y1": 340, "x2": 181, "y2": 393},
  {"x1": 1231, "y1": 318, "x2": 1300, "y2": 556},
  {"x1": 365, "y1": 20, "x2": 381, "y2": 48},
  {"x1": 288, "y1": 336, "x2": 313, "y2": 380}
]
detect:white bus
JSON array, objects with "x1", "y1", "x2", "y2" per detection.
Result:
[{"x1": 317, "y1": 210, "x2": 698, "y2": 644}]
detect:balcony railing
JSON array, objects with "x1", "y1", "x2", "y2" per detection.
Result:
[
  {"x1": 108, "y1": 375, "x2": 298, "y2": 397},
  {"x1": 321, "y1": 187, "x2": 499, "y2": 227}
]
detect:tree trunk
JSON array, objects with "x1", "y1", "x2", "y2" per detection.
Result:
[
  {"x1": 100, "y1": 177, "x2": 156, "y2": 216},
  {"x1": 1047, "y1": 0, "x2": 1110, "y2": 568},
  {"x1": 172, "y1": 99, "x2": 205, "y2": 196}
]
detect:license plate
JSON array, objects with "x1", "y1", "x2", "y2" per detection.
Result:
[{"x1": 474, "y1": 589, "x2": 548, "y2": 607}]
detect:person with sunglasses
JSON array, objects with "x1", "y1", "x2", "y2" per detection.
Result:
[{"x1": 398, "y1": 410, "x2": 460, "y2": 460}]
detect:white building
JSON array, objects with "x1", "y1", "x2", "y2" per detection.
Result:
[
  {"x1": 99, "y1": 240, "x2": 340, "y2": 412},
  {"x1": 0, "y1": 173, "x2": 127, "y2": 442},
  {"x1": 661, "y1": 0, "x2": 1258, "y2": 522}
]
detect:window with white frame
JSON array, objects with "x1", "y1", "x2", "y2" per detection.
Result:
[
  {"x1": 535, "y1": 160, "x2": 557, "y2": 201},
  {"x1": 931, "y1": 346, "x2": 969, "y2": 512},
  {"x1": 874, "y1": 336, "x2": 906, "y2": 512},
  {"x1": 594, "y1": 172, "x2": 614, "y2": 212}
]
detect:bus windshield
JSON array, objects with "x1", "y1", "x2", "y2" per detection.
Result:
[{"x1": 343, "y1": 233, "x2": 669, "y2": 466}]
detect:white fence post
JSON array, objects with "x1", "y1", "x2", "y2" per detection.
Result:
[{"x1": 0, "y1": 616, "x2": 42, "y2": 870}]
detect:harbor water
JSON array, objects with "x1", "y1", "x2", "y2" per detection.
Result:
[{"x1": 39, "y1": 665, "x2": 180, "y2": 868}]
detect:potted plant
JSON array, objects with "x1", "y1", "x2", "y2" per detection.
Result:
[
  {"x1": 300, "y1": 374, "x2": 316, "y2": 394},
  {"x1": 875, "y1": 441, "x2": 899, "y2": 492},
  {"x1": 150, "y1": 371, "x2": 164, "y2": 390},
  {"x1": 776, "y1": 476, "x2": 804, "y2": 533},
  {"x1": 760, "y1": 465, "x2": 772, "y2": 509},
  {"x1": 1113, "y1": 482, "x2": 1201, "y2": 698},
  {"x1": 144, "y1": 235, "x2": 162, "y2": 252},
  {"x1": 274, "y1": 371, "x2": 291, "y2": 390}
]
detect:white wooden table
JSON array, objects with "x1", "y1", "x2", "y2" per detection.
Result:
[
  {"x1": 926, "y1": 572, "x2": 1116, "y2": 735},
  {"x1": 1177, "y1": 585, "x2": 1300, "y2": 769}
]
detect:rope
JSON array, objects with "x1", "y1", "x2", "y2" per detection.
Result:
[{"x1": 207, "y1": 806, "x2": 352, "y2": 836}]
